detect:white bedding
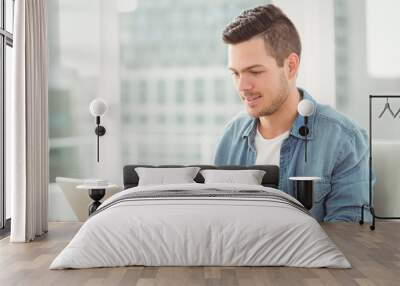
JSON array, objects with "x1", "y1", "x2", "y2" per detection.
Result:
[{"x1": 50, "y1": 183, "x2": 351, "y2": 269}]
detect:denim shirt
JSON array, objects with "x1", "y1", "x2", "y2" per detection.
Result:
[{"x1": 214, "y1": 89, "x2": 370, "y2": 222}]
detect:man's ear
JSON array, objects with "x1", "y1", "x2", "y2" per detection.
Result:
[{"x1": 286, "y1": 53, "x2": 300, "y2": 79}]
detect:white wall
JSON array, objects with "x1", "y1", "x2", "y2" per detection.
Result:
[{"x1": 274, "y1": 0, "x2": 336, "y2": 107}]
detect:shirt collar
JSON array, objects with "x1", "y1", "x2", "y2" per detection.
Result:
[{"x1": 242, "y1": 88, "x2": 317, "y2": 141}]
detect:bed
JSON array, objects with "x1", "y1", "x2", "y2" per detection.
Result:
[{"x1": 50, "y1": 165, "x2": 350, "y2": 269}]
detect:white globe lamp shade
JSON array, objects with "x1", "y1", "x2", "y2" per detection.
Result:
[
  {"x1": 297, "y1": 99, "x2": 315, "y2": 117},
  {"x1": 89, "y1": 98, "x2": 108, "y2": 117}
]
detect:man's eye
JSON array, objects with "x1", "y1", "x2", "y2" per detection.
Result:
[
  {"x1": 250, "y1": 71, "x2": 263, "y2": 75},
  {"x1": 231, "y1": 72, "x2": 239, "y2": 77}
]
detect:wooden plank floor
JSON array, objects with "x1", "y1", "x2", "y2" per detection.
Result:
[{"x1": 0, "y1": 222, "x2": 399, "y2": 286}]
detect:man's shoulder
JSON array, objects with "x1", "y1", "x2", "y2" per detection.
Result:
[
  {"x1": 224, "y1": 111, "x2": 255, "y2": 133},
  {"x1": 214, "y1": 111, "x2": 255, "y2": 165},
  {"x1": 315, "y1": 103, "x2": 367, "y2": 139}
]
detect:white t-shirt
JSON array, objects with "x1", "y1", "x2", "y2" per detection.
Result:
[{"x1": 255, "y1": 129, "x2": 290, "y2": 166}]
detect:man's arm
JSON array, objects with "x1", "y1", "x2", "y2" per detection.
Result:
[
  {"x1": 214, "y1": 127, "x2": 233, "y2": 166},
  {"x1": 323, "y1": 128, "x2": 371, "y2": 222}
]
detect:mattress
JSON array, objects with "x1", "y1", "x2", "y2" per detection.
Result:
[{"x1": 50, "y1": 183, "x2": 351, "y2": 269}]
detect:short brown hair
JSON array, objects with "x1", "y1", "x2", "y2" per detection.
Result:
[{"x1": 222, "y1": 4, "x2": 301, "y2": 67}]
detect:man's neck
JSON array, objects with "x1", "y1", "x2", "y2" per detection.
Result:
[{"x1": 258, "y1": 88, "x2": 301, "y2": 139}]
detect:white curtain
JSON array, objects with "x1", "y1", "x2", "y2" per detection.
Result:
[{"x1": 9, "y1": 0, "x2": 49, "y2": 242}]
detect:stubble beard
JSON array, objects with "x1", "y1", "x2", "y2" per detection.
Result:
[{"x1": 252, "y1": 75, "x2": 290, "y2": 117}]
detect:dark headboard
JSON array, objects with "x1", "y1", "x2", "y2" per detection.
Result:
[{"x1": 123, "y1": 165, "x2": 279, "y2": 189}]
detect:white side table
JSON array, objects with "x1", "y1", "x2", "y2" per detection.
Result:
[{"x1": 77, "y1": 184, "x2": 119, "y2": 215}]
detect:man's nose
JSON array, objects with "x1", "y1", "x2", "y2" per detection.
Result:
[{"x1": 238, "y1": 75, "x2": 253, "y2": 91}]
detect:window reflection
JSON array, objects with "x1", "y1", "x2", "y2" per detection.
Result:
[{"x1": 48, "y1": 0, "x2": 268, "y2": 183}]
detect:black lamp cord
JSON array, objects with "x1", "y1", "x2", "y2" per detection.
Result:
[
  {"x1": 96, "y1": 116, "x2": 100, "y2": 163},
  {"x1": 304, "y1": 117, "x2": 308, "y2": 162}
]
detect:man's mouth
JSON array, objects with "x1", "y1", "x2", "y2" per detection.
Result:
[{"x1": 244, "y1": 95, "x2": 262, "y2": 107}]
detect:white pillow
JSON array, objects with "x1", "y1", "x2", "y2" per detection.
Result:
[
  {"x1": 135, "y1": 167, "x2": 201, "y2": 186},
  {"x1": 200, "y1": 169, "x2": 266, "y2": 185}
]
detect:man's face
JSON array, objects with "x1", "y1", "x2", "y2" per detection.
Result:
[{"x1": 228, "y1": 36, "x2": 290, "y2": 118}]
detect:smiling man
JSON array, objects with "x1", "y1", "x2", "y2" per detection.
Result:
[{"x1": 214, "y1": 4, "x2": 370, "y2": 222}]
